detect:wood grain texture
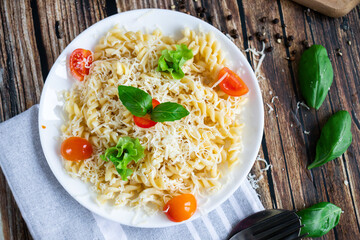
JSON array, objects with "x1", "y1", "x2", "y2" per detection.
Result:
[
  {"x1": 33, "y1": 0, "x2": 108, "y2": 74},
  {"x1": 241, "y1": 1, "x2": 360, "y2": 239},
  {"x1": 0, "y1": 0, "x2": 43, "y2": 239},
  {"x1": 0, "y1": 0, "x2": 359, "y2": 239}
]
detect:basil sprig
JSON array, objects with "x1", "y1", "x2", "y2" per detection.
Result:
[
  {"x1": 117, "y1": 85, "x2": 189, "y2": 122},
  {"x1": 157, "y1": 44, "x2": 193, "y2": 79},
  {"x1": 297, "y1": 202, "x2": 342, "y2": 237},
  {"x1": 299, "y1": 45, "x2": 333, "y2": 109},
  {"x1": 118, "y1": 86, "x2": 152, "y2": 117},
  {"x1": 308, "y1": 110, "x2": 352, "y2": 169}
]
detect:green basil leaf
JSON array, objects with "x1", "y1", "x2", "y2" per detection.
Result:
[
  {"x1": 100, "y1": 136, "x2": 145, "y2": 181},
  {"x1": 177, "y1": 44, "x2": 193, "y2": 66},
  {"x1": 118, "y1": 85, "x2": 153, "y2": 117},
  {"x1": 298, "y1": 45, "x2": 334, "y2": 109},
  {"x1": 151, "y1": 102, "x2": 189, "y2": 122},
  {"x1": 308, "y1": 110, "x2": 352, "y2": 169},
  {"x1": 157, "y1": 55, "x2": 169, "y2": 71},
  {"x1": 171, "y1": 68, "x2": 185, "y2": 79},
  {"x1": 297, "y1": 202, "x2": 342, "y2": 237},
  {"x1": 157, "y1": 44, "x2": 193, "y2": 80},
  {"x1": 163, "y1": 50, "x2": 174, "y2": 63}
]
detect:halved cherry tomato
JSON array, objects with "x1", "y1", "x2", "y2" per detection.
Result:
[
  {"x1": 133, "y1": 99, "x2": 160, "y2": 128},
  {"x1": 218, "y1": 67, "x2": 249, "y2": 96},
  {"x1": 69, "y1": 48, "x2": 93, "y2": 81},
  {"x1": 61, "y1": 137, "x2": 93, "y2": 161},
  {"x1": 163, "y1": 193, "x2": 197, "y2": 222}
]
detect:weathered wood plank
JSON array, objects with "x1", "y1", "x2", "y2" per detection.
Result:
[
  {"x1": 280, "y1": 1, "x2": 360, "y2": 239},
  {"x1": 239, "y1": 0, "x2": 360, "y2": 239},
  {"x1": 34, "y1": 0, "x2": 108, "y2": 74},
  {"x1": 239, "y1": 0, "x2": 311, "y2": 216},
  {"x1": 0, "y1": 0, "x2": 44, "y2": 239},
  {"x1": 298, "y1": 3, "x2": 360, "y2": 238}
]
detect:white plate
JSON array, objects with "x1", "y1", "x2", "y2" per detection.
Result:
[{"x1": 38, "y1": 9, "x2": 264, "y2": 228}]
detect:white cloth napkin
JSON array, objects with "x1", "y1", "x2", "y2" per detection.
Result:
[{"x1": 0, "y1": 105, "x2": 264, "y2": 240}]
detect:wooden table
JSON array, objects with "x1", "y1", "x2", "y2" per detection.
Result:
[{"x1": 0, "y1": 0, "x2": 359, "y2": 239}]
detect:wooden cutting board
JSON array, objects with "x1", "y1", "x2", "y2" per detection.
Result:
[{"x1": 292, "y1": 0, "x2": 360, "y2": 17}]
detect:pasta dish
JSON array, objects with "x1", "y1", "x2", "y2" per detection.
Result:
[{"x1": 60, "y1": 25, "x2": 248, "y2": 219}]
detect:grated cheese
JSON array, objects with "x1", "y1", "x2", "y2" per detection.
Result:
[
  {"x1": 266, "y1": 103, "x2": 274, "y2": 114},
  {"x1": 211, "y1": 72, "x2": 228, "y2": 89},
  {"x1": 256, "y1": 155, "x2": 272, "y2": 172},
  {"x1": 245, "y1": 42, "x2": 266, "y2": 80},
  {"x1": 247, "y1": 155, "x2": 271, "y2": 192},
  {"x1": 247, "y1": 173, "x2": 263, "y2": 190},
  {"x1": 271, "y1": 96, "x2": 279, "y2": 103},
  {"x1": 296, "y1": 101, "x2": 310, "y2": 110}
]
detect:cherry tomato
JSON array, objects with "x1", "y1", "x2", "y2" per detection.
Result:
[
  {"x1": 163, "y1": 194, "x2": 197, "y2": 222},
  {"x1": 218, "y1": 67, "x2": 249, "y2": 96},
  {"x1": 133, "y1": 99, "x2": 160, "y2": 128},
  {"x1": 61, "y1": 137, "x2": 93, "y2": 161},
  {"x1": 69, "y1": 48, "x2": 93, "y2": 81}
]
